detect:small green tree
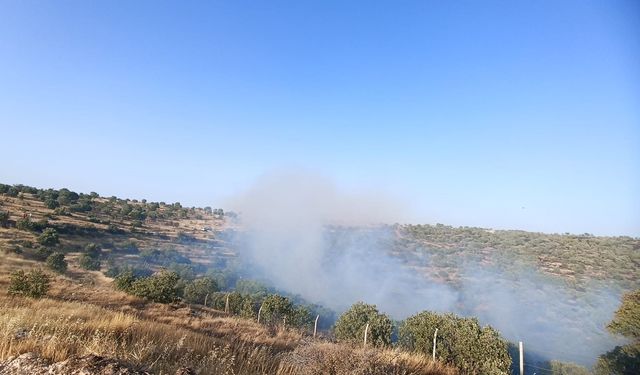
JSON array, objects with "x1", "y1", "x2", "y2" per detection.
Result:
[
  {"x1": 0, "y1": 211, "x2": 9, "y2": 227},
  {"x1": 46, "y1": 252, "x2": 67, "y2": 273},
  {"x1": 79, "y1": 253, "x2": 101, "y2": 270},
  {"x1": 114, "y1": 270, "x2": 137, "y2": 292},
  {"x1": 183, "y1": 277, "x2": 218, "y2": 304},
  {"x1": 45, "y1": 198, "x2": 59, "y2": 209},
  {"x1": 260, "y1": 294, "x2": 296, "y2": 325},
  {"x1": 130, "y1": 270, "x2": 181, "y2": 303},
  {"x1": 38, "y1": 228, "x2": 59, "y2": 246},
  {"x1": 84, "y1": 243, "x2": 101, "y2": 258},
  {"x1": 34, "y1": 246, "x2": 53, "y2": 261},
  {"x1": 334, "y1": 302, "x2": 393, "y2": 347},
  {"x1": 398, "y1": 311, "x2": 511, "y2": 374},
  {"x1": 8, "y1": 269, "x2": 51, "y2": 298}
]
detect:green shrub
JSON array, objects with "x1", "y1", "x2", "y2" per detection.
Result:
[
  {"x1": 84, "y1": 243, "x2": 101, "y2": 257},
  {"x1": 114, "y1": 271, "x2": 137, "y2": 292},
  {"x1": 334, "y1": 302, "x2": 393, "y2": 347},
  {"x1": 549, "y1": 360, "x2": 592, "y2": 375},
  {"x1": 37, "y1": 228, "x2": 59, "y2": 246},
  {"x1": 398, "y1": 311, "x2": 511, "y2": 374},
  {"x1": 17, "y1": 217, "x2": 36, "y2": 231},
  {"x1": 44, "y1": 198, "x2": 59, "y2": 209},
  {"x1": 260, "y1": 294, "x2": 296, "y2": 325},
  {"x1": 130, "y1": 270, "x2": 181, "y2": 303},
  {"x1": 595, "y1": 289, "x2": 640, "y2": 374},
  {"x1": 34, "y1": 246, "x2": 53, "y2": 261},
  {"x1": 46, "y1": 252, "x2": 67, "y2": 273},
  {"x1": 0, "y1": 210, "x2": 9, "y2": 227},
  {"x1": 183, "y1": 277, "x2": 218, "y2": 304},
  {"x1": 8, "y1": 269, "x2": 51, "y2": 298},
  {"x1": 235, "y1": 279, "x2": 269, "y2": 297},
  {"x1": 79, "y1": 253, "x2": 101, "y2": 270}
]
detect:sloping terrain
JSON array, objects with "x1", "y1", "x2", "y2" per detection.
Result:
[{"x1": 0, "y1": 185, "x2": 455, "y2": 375}]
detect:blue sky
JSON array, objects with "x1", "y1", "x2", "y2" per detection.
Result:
[{"x1": 1, "y1": 1, "x2": 638, "y2": 236}]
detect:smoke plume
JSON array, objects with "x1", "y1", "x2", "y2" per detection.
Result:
[{"x1": 226, "y1": 170, "x2": 624, "y2": 367}]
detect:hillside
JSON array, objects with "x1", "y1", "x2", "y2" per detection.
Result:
[
  {"x1": 1, "y1": 182, "x2": 638, "y2": 374},
  {"x1": 0, "y1": 184, "x2": 458, "y2": 375}
]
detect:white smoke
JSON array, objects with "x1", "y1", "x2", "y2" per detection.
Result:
[{"x1": 225, "y1": 170, "x2": 624, "y2": 367}]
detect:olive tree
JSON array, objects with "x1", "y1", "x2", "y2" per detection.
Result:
[
  {"x1": 398, "y1": 311, "x2": 511, "y2": 374},
  {"x1": 46, "y1": 252, "x2": 67, "y2": 273},
  {"x1": 8, "y1": 269, "x2": 51, "y2": 298},
  {"x1": 130, "y1": 270, "x2": 181, "y2": 303},
  {"x1": 184, "y1": 277, "x2": 218, "y2": 304},
  {"x1": 334, "y1": 302, "x2": 393, "y2": 347},
  {"x1": 37, "y1": 228, "x2": 59, "y2": 247},
  {"x1": 260, "y1": 294, "x2": 295, "y2": 325}
]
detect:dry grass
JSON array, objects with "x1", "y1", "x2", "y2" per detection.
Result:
[
  {"x1": 0, "y1": 296, "x2": 292, "y2": 374},
  {"x1": 279, "y1": 341, "x2": 457, "y2": 375},
  {"x1": 0, "y1": 296, "x2": 456, "y2": 375}
]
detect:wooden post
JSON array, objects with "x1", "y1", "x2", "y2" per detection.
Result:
[
  {"x1": 432, "y1": 328, "x2": 438, "y2": 361},
  {"x1": 313, "y1": 315, "x2": 319, "y2": 337},
  {"x1": 225, "y1": 293, "x2": 230, "y2": 314},
  {"x1": 363, "y1": 323, "x2": 370, "y2": 347},
  {"x1": 283, "y1": 316, "x2": 287, "y2": 328},
  {"x1": 204, "y1": 293, "x2": 209, "y2": 307},
  {"x1": 519, "y1": 341, "x2": 524, "y2": 375},
  {"x1": 257, "y1": 304, "x2": 263, "y2": 323}
]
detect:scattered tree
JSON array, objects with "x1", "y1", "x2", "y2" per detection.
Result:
[
  {"x1": 8, "y1": 269, "x2": 51, "y2": 298},
  {"x1": 399, "y1": 311, "x2": 511, "y2": 375},
  {"x1": 37, "y1": 228, "x2": 59, "y2": 246},
  {"x1": 46, "y1": 252, "x2": 67, "y2": 273},
  {"x1": 79, "y1": 253, "x2": 101, "y2": 270},
  {"x1": 183, "y1": 277, "x2": 218, "y2": 304},
  {"x1": 130, "y1": 270, "x2": 181, "y2": 303},
  {"x1": 0, "y1": 210, "x2": 9, "y2": 227},
  {"x1": 334, "y1": 302, "x2": 393, "y2": 347}
]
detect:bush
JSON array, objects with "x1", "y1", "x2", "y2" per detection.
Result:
[
  {"x1": 260, "y1": 294, "x2": 296, "y2": 325},
  {"x1": 84, "y1": 243, "x2": 101, "y2": 258},
  {"x1": 235, "y1": 279, "x2": 269, "y2": 297},
  {"x1": 44, "y1": 198, "x2": 59, "y2": 209},
  {"x1": 183, "y1": 277, "x2": 218, "y2": 304},
  {"x1": 334, "y1": 302, "x2": 393, "y2": 347},
  {"x1": 37, "y1": 228, "x2": 59, "y2": 246},
  {"x1": 46, "y1": 252, "x2": 67, "y2": 273},
  {"x1": 114, "y1": 270, "x2": 137, "y2": 292},
  {"x1": 0, "y1": 210, "x2": 9, "y2": 227},
  {"x1": 130, "y1": 270, "x2": 181, "y2": 303},
  {"x1": 8, "y1": 269, "x2": 51, "y2": 298},
  {"x1": 549, "y1": 360, "x2": 592, "y2": 375},
  {"x1": 79, "y1": 253, "x2": 101, "y2": 270},
  {"x1": 16, "y1": 217, "x2": 35, "y2": 231},
  {"x1": 595, "y1": 289, "x2": 640, "y2": 374},
  {"x1": 398, "y1": 311, "x2": 511, "y2": 374}
]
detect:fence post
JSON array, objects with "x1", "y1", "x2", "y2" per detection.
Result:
[
  {"x1": 519, "y1": 341, "x2": 524, "y2": 375},
  {"x1": 204, "y1": 293, "x2": 209, "y2": 307},
  {"x1": 225, "y1": 293, "x2": 230, "y2": 314},
  {"x1": 257, "y1": 304, "x2": 263, "y2": 323},
  {"x1": 432, "y1": 328, "x2": 438, "y2": 361},
  {"x1": 363, "y1": 323, "x2": 370, "y2": 347},
  {"x1": 313, "y1": 315, "x2": 320, "y2": 337}
]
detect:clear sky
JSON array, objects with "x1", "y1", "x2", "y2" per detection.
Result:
[{"x1": 1, "y1": 1, "x2": 638, "y2": 236}]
